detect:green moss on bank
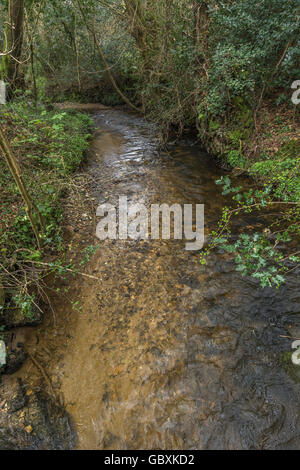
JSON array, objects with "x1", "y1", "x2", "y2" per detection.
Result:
[
  {"x1": 250, "y1": 140, "x2": 300, "y2": 201},
  {"x1": 202, "y1": 102, "x2": 300, "y2": 203}
]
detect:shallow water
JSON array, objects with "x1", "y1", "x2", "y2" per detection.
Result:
[{"x1": 15, "y1": 109, "x2": 300, "y2": 449}]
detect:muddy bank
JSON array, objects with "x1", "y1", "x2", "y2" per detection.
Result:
[
  {"x1": 1, "y1": 108, "x2": 300, "y2": 450},
  {"x1": 54, "y1": 102, "x2": 110, "y2": 113}
]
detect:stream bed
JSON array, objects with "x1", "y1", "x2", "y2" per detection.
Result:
[{"x1": 8, "y1": 109, "x2": 300, "y2": 450}]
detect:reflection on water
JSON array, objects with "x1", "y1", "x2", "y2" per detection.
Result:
[{"x1": 16, "y1": 110, "x2": 300, "y2": 449}]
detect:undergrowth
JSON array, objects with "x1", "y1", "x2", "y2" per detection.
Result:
[{"x1": 0, "y1": 99, "x2": 92, "y2": 321}]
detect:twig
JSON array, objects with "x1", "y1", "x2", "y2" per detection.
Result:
[
  {"x1": 27, "y1": 351, "x2": 56, "y2": 397},
  {"x1": 23, "y1": 260, "x2": 100, "y2": 280},
  {"x1": 280, "y1": 335, "x2": 300, "y2": 341}
]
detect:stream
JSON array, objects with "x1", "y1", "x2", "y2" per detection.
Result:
[{"x1": 11, "y1": 108, "x2": 300, "y2": 449}]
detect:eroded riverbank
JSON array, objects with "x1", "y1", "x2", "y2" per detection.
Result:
[{"x1": 2, "y1": 109, "x2": 300, "y2": 450}]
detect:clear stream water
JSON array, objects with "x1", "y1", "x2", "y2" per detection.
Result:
[{"x1": 14, "y1": 109, "x2": 300, "y2": 449}]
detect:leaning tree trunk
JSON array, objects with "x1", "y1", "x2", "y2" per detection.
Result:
[
  {"x1": 0, "y1": 125, "x2": 45, "y2": 250},
  {"x1": 0, "y1": 0, "x2": 25, "y2": 97}
]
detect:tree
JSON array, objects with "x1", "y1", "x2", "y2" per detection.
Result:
[{"x1": 0, "y1": 0, "x2": 25, "y2": 96}]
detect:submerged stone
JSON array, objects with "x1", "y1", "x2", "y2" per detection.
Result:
[{"x1": 0, "y1": 379, "x2": 77, "y2": 450}]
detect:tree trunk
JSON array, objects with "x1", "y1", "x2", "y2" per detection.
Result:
[
  {"x1": 1, "y1": 0, "x2": 25, "y2": 96},
  {"x1": 193, "y1": 0, "x2": 209, "y2": 55},
  {"x1": 123, "y1": 0, "x2": 146, "y2": 52}
]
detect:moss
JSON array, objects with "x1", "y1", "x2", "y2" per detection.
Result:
[
  {"x1": 227, "y1": 129, "x2": 243, "y2": 146},
  {"x1": 209, "y1": 119, "x2": 221, "y2": 131},
  {"x1": 233, "y1": 97, "x2": 254, "y2": 129},
  {"x1": 218, "y1": 124, "x2": 250, "y2": 169}
]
